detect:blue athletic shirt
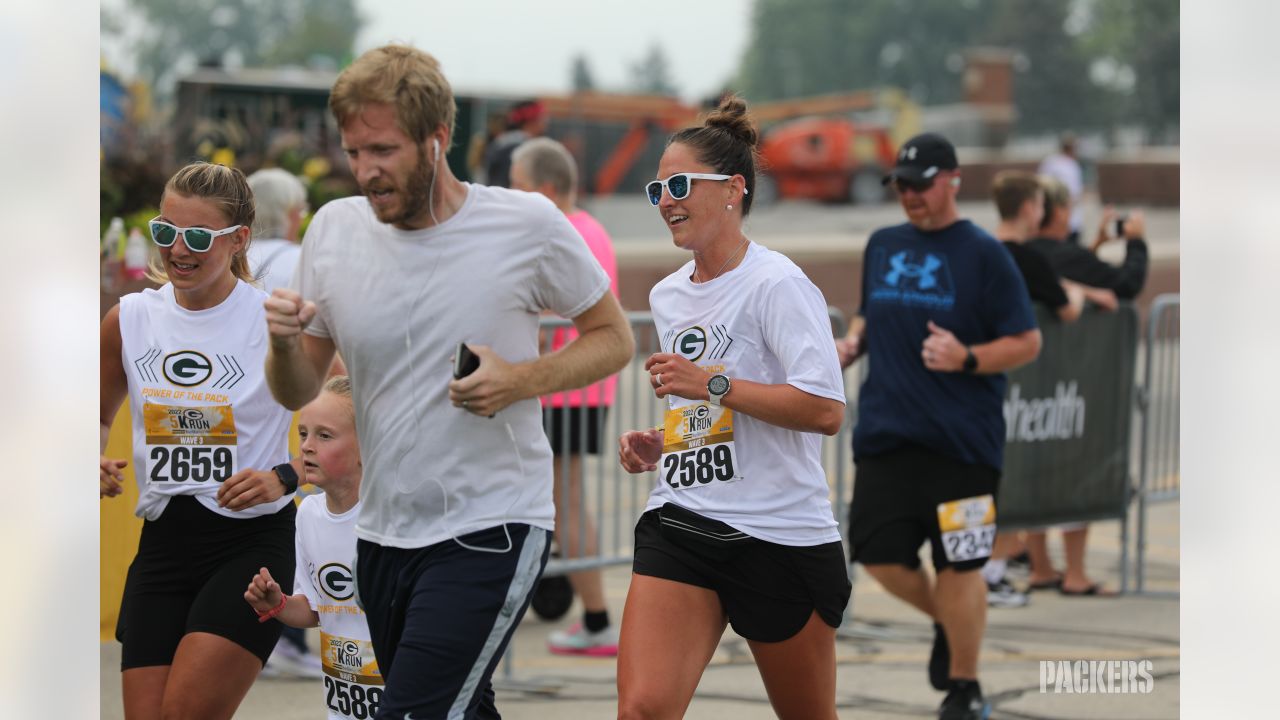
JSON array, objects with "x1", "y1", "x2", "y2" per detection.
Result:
[{"x1": 853, "y1": 220, "x2": 1036, "y2": 471}]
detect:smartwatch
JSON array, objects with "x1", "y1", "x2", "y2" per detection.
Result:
[
  {"x1": 962, "y1": 347, "x2": 978, "y2": 374},
  {"x1": 273, "y1": 463, "x2": 299, "y2": 494},
  {"x1": 707, "y1": 374, "x2": 732, "y2": 406}
]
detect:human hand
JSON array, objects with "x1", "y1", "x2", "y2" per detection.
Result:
[
  {"x1": 643, "y1": 353, "x2": 710, "y2": 401},
  {"x1": 922, "y1": 321, "x2": 965, "y2": 372},
  {"x1": 100, "y1": 455, "x2": 126, "y2": 498},
  {"x1": 448, "y1": 344, "x2": 520, "y2": 417},
  {"x1": 835, "y1": 335, "x2": 863, "y2": 368},
  {"x1": 264, "y1": 288, "x2": 317, "y2": 348},
  {"x1": 618, "y1": 428, "x2": 664, "y2": 473},
  {"x1": 243, "y1": 567, "x2": 284, "y2": 615},
  {"x1": 1120, "y1": 210, "x2": 1146, "y2": 240},
  {"x1": 217, "y1": 468, "x2": 286, "y2": 510},
  {"x1": 1086, "y1": 287, "x2": 1119, "y2": 312}
]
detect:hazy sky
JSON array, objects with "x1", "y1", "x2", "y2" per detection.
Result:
[{"x1": 101, "y1": 0, "x2": 753, "y2": 103}]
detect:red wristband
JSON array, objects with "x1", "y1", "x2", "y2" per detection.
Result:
[{"x1": 256, "y1": 593, "x2": 288, "y2": 623}]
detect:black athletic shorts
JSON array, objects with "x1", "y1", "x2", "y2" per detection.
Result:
[
  {"x1": 542, "y1": 406, "x2": 609, "y2": 455},
  {"x1": 633, "y1": 505, "x2": 851, "y2": 643},
  {"x1": 116, "y1": 494, "x2": 296, "y2": 669},
  {"x1": 849, "y1": 444, "x2": 1000, "y2": 572}
]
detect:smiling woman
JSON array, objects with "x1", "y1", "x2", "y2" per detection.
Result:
[{"x1": 100, "y1": 162, "x2": 301, "y2": 719}]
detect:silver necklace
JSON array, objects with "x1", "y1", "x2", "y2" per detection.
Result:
[{"x1": 694, "y1": 238, "x2": 750, "y2": 283}]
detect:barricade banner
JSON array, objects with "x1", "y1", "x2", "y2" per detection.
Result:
[{"x1": 997, "y1": 304, "x2": 1139, "y2": 528}]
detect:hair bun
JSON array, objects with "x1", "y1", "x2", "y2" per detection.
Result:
[{"x1": 704, "y1": 95, "x2": 758, "y2": 148}]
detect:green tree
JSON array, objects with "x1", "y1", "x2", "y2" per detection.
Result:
[
  {"x1": 570, "y1": 54, "x2": 596, "y2": 92},
  {"x1": 629, "y1": 43, "x2": 680, "y2": 96}
]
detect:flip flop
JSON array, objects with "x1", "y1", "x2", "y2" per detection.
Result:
[
  {"x1": 1028, "y1": 575, "x2": 1063, "y2": 591},
  {"x1": 1059, "y1": 582, "x2": 1117, "y2": 597}
]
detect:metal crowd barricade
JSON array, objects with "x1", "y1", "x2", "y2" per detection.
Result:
[{"x1": 1135, "y1": 294, "x2": 1180, "y2": 594}]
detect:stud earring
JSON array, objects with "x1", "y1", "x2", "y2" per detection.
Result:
[{"x1": 726, "y1": 204, "x2": 733, "y2": 211}]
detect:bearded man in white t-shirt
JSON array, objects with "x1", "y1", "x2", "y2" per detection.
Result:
[{"x1": 262, "y1": 44, "x2": 633, "y2": 720}]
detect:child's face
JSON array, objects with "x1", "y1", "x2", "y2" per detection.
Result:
[{"x1": 298, "y1": 392, "x2": 360, "y2": 490}]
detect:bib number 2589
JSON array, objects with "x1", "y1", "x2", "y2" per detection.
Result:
[{"x1": 662, "y1": 446, "x2": 735, "y2": 489}]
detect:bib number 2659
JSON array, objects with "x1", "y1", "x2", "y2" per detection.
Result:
[
  {"x1": 662, "y1": 446, "x2": 735, "y2": 489},
  {"x1": 149, "y1": 446, "x2": 233, "y2": 483}
]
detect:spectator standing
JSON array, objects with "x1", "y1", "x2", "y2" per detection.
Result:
[
  {"x1": 484, "y1": 99, "x2": 548, "y2": 188},
  {"x1": 836, "y1": 133, "x2": 1041, "y2": 720},
  {"x1": 1038, "y1": 132, "x2": 1084, "y2": 244},
  {"x1": 510, "y1": 137, "x2": 623, "y2": 657}
]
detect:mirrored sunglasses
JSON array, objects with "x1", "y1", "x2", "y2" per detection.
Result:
[
  {"x1": 148, "y1": 218, "x2": 242, "y2": 253},
  {"x1": 645, "y1": 173, "x2": 746, "y2": 206}
]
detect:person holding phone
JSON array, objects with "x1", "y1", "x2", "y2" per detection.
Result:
[
  {"x1": 261, "y1": 45, "x2": 633, "y2": 719},
  {"x1": 616, "y1": 95, "x2": 850, "y2": 719},
  {"x1": 101, "y1": 161, "x2": 299, "y2": 719}
]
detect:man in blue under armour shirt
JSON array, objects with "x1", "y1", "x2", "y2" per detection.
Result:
[{"x1": 835, "y1": 132, "x2": 1042, "y2": 720}]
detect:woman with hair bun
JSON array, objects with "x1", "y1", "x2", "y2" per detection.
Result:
[{"x1": 616, "y1": 96, "x2": 851, "y2": 719}]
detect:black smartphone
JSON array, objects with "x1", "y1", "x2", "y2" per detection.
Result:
[
  {"x1": 1114, "y1": 214, "x2": 1128, "y2": 237},
  {"x1": 453, "y1": 342, "x2": 480, "y2": 379}
]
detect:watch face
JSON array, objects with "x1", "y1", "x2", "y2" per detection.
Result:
[{"x1": 708, "y1": 375, "x2": 730, "y2": 395}]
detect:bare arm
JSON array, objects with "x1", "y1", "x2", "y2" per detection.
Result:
[
  {"x1": 643, "y1": 353, "x2": 844, "y2": 436},
  {"x1": 244, "y1": 567, "x2": 320, "y2": 629},
  {"x1": 100, "y1": 305, "x2": 129, "y2": 497},
  {"x1": 922, "y1": 321, "x2": 1041, "y2": 374},
  {"x1": 1062, "y1": 279, "x2": 1118, "y2": 313},
  {"x1": 1055, "y1": 281, "x2": 1085, "y2": 323},
  {"x1": 264, "y1": 289, "x2": 336, "y2": 410},
  {"x1": 449, "y1": 292, "x2": 634, "y2": 417},
  {"x1": 835, "y1": 315, "x2": 866, "y2": 368}
]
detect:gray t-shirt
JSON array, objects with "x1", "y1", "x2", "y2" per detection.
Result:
[{"x1": 296, "y1": 186, "x2": 610, "y2": 547}]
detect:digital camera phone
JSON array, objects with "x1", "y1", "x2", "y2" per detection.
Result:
[{"x1": 453, "y1": 342, "x2": 480, "y2": 379}]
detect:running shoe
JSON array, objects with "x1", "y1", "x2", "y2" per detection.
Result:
[
  {"x1": 261, "y1": 640, "x2": 325, "y2": 679},
  {"x1": 547, "y1": 622, "x2": 619, "y2": 657},
  {"x1": 938, "y1": 681, "x2": 991, "y2": 720},
  {"x1": 986, "y1": 578, "x2": 1030, "y2": 608}
]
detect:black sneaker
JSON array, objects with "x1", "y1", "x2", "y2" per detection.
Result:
[
  {"x1": 938, "y1": 680, "x2": 991, "y2": 720},
  {"x1": 929, "y1": 622, "x2": 949, "y2": 690}
]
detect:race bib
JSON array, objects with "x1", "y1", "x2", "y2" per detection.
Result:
[
  {"x1": 142, "y1": 402, "x2": 238, "y2": 484},
  {"x1": 936, "y1": 494, "x2": 997, "y2": 563},
  {"x1": 659, "y1": 402, "x2": 742, "y2": 490},
  {"x1": 320, "y1": 631, "x2": 384, "y2": 720}
]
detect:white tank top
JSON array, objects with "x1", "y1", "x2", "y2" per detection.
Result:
[{"x1": 118, "y1": 280, "x2": 294, "y2": 520}]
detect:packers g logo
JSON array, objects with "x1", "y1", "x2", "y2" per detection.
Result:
[
  {"x1": 162, "y1": 351, "x2": 213, "y2": 387},
  {"x1": 319, "y1": 563, "x2": 355, "y2": 601},
  {"x1": 672, "y1": 327, "x2": 707, "y2": 361}
]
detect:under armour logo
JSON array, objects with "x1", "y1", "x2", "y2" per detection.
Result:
[
  {"x1": 900, "y1": 146, "x2": 918, "y2": 161},
  {"x1": 885, "y1": 251, "x2": 942, "y2": 289}
]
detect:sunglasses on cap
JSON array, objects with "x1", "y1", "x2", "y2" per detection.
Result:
[
  {"x1": 645, "y1": 173, "x2": 747, "y2": 206},
  {"x1": 148, "y1": 218, "x2": 243, "y2": 253}
]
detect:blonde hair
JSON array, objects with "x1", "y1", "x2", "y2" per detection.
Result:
[
  {"x1": 323, "y1": 375, "x2": 355, "y2": 420},
  {"x1": 329, "y1": 45, "x2": 457, "y2": 148},
  {"x1": 1038, "y1": 175, "x2": 1072, "y2": 230},
  {"x1": 147, "y1": 162, "x2": 255, "y2": 284}
]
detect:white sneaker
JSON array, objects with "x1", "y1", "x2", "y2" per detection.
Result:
[
  {"x1": 262, "y1": 640, "x2": 325, "y2": 679},
  {"x1": 547, "y1": 623, "x2": 619, "y2": 657},
  {"x1": 987, "y1": 578, "x2": 1030, "y2": 608}
]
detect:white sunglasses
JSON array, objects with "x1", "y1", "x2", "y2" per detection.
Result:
[
  {"x1": 148, "y1": 218, "x2": 243, "y2": 253},
  {"x1": 645, "y1": 173, "x2": 748, "y2": 206}
]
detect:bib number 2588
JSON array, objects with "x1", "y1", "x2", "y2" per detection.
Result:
[{"x1": 662, "y1": 446, "x2": 735, "y2": 489}]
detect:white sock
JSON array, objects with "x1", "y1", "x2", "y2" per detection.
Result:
[{"x1": 982, "y1": 559, "x2": 1007, "y2": 585}]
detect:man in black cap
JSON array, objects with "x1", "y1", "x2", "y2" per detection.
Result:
[{"x1": 835, "y1": 132, "x2": 1042, "y2": 720}]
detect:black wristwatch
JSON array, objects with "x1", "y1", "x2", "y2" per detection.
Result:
[
  {"x1": 273, "y1": 463, "x2": 299, "y2": 494},
  {"x1": 962, "y1": 347, "x2": 978, "y2": 374}
]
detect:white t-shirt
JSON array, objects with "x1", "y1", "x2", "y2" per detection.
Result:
[
  {"x1": 645, "y1": 242, "x2": 846, "y2": 546},
  {"x1": 293, "y1": 495, "x2": 383, "y2": 720},
  {"x1": 247, "y1": 238, "x2": 302, "y2": 295},
  {"x1": 1038, "y1": 152, "x2": 1084, "y2": 232},
  {"x1": 117, "y1": 281, "x2": 294, "y2": 520},
  {"x1": 296, "y1": 186, "x2": 610, "y2": 548}
]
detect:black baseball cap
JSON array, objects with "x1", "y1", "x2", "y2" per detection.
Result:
[{"x1": 882, "y1": 132, "x2": 959, "y2": 185}]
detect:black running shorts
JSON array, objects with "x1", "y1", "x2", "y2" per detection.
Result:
[
  {"x1": 632, "y1": 505, "x2": 851, "y2": 643},
  {"x1": 542, "y1": 406, "x2": 609, "y2": 455},
  {"x1": 116, "y1": 495, "x2": 296, "y2": 669},
  {"x1": 849, "y1": 444, "x2": 1001, "y2": 572}
]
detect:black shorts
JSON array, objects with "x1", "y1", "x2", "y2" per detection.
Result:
[
  {"x1": 542, "y1": 406, "x2": 609, "y2": 455},
  {"x1": 633, "y1": 505, "x2": 851, "y2": 643},
  {"x1": 849, "y1": 444, "x2": 1000, "y2": 572},
  {"x1": 356, "y1": 524, "x2": 550, "y2": 719},
  {"x1": 116, "y1": 495, "x2": 296, "y2": 670}
]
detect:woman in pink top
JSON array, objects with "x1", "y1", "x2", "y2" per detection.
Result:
[{"x1": 511, "y1": 138, "x2": 622, "y2": 656}]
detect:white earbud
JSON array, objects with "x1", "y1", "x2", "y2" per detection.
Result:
[
  {"x1": 950, "y1": 177, "x2": 961, "y2": 188},
  {"x1": 433, "y1": 138, "x2": 440, "y2": 163}
]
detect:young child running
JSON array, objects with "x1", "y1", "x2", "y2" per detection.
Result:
[{"x1": 244, "y1": 376, "x2": 384, "y2": 720}]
